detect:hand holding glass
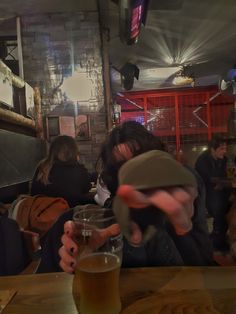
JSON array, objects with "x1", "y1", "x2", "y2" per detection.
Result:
[{"x1": 72, "y1": 207, "x2": 123, "y2": 314}]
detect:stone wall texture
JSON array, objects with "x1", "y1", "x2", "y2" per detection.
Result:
[{"x1": 21, "y1": 12, "x2": 107, "y2": 171}]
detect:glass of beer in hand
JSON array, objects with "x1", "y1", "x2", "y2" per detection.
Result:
[{"x1": 72, "y1": 206, "x2": 123, "y2": 314}]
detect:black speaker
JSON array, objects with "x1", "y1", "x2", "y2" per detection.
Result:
[{"x1": 120, "y1": 63, "x2": 139, "y2": 91}]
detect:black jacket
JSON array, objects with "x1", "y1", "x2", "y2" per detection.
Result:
[
  {"x1": 195, "y1": 150, "x2": 230, "y2": 213},
  {"x1": 31, "y1": 160, "x2": 91, "y2": 208},
  {"x1": 195, "y1": 150, "x2": 227, "y2": 189},
  {"x1": 167, "y1": 168, "x2": 213, "y2": 265}
]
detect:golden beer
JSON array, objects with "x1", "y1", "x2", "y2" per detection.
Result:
[{"x1": 73, "y1": 252, "x2": 121, "y2": 314}]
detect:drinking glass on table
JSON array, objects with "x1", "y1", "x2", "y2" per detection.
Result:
[{"x1": 72, "y1": 206, "x2": 123, "y2": 314}]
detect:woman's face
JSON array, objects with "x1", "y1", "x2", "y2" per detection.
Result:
[{"x1": 112, "y1": 143, "x2": 134, "y2": 162}]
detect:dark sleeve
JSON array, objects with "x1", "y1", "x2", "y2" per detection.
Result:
[
  {"x1": 145, "y1": 229, "x2": 184, "y2": 266},
  {"x1": 168, "y1": 168, "x2": 214, "y2": 266},
  {"x1": 0, "y1": 217, "x2": 30, "y2": 275},
  {"x1": 31, "y1": 167, "x2": 46, "y2": 196},
  {"x1": 74, "y1": 165, "x2": 93, "y2": 205},
  {"x1": 79, "y1": 164, "x2": 92, "y2": 194},
  {"x1": 37, "y1": 210, "x2": 74, "y2": 273},
  {"x1": 195, "y1": 155, "x2": 212, "y2": 185}
]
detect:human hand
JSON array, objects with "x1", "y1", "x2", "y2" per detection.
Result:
[
  {"x1": 117, "y1": 184, "x2": 197, "y2": 246},
  {"x1": 59, "y1": 220, "x2": 120, "y2": 273}
]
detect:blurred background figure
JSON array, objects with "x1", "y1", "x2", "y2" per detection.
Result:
[
  {"x1": 31, "y1": 135, "x2": 91, "y2": 207},
  {"x1": 195, "y1": 136, "x2": 231, "y2": 252}
]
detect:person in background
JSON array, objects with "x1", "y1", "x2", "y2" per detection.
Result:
[
  {"x1": 195, "y1": 136, "x2": 231, "y2": 252},
  {"x1": 31, "y1": 135, "x2": 91, "y2": 208}
]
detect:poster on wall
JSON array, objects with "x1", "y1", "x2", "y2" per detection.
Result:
[
  {"x1": 75, "y1": 115, "x2": 90, "y2": 140},
  {"x1": 25, "y1": 82, "x2": 35, "y2": 118},
  {"x1": 0, "y1": 60, "x2": 13, "y2": 107}
]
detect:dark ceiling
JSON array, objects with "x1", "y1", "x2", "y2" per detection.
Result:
[
  {"x1": 0, "y1": 0, "x2": 236, "y2": 92},
  {"x1": 107, "y1": 0, "x2": 236, "y2": 92}
]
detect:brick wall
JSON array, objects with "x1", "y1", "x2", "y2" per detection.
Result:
[{"x1": 21, "y1": 12, "x2": 107, "y2": 171}]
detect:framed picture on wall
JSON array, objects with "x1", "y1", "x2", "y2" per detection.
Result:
[
  {"x1": 46, "y1": 114, "x2": 91, "y2": 141},
  {"x1": 46, "y1": 115, "x2": 76, "y2": 141},
  {"x1": 75, "y1": 114, "x2": 91, "y2": 140},
  {"x1": 0, "y1": 61, "x2": 13, "y2": 107}
]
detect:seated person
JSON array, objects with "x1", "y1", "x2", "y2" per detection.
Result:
[
  {"x1": 37, "y1": 122, "x2": 213, "y2": 273},
  {"x1": 31, "y1": 135, "x2": 91, "y2": 208}
]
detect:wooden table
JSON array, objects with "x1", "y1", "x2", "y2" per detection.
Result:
[{"x1": 1, "y1": 266, "x2": 236, "y2": 313}]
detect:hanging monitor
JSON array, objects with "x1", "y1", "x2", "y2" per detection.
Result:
[{"x1": 119, "y1": 0, "x2": 150, "y2": 45}]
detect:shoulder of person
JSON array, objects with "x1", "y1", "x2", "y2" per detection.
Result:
[
  {"x1": 76, "y1": 162, "x2": 90, "y2": 173},
  {"x1": 196, "y1": 150, "x2": 212, "y2": 165}
]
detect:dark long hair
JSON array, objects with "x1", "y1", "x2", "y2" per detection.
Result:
[{"x1": 99, "y1": 121, "x2": 166, "y2": 195}]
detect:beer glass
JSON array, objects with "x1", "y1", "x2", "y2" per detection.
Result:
[{"x1": 72, "y1": 206, "x2": 123, "y2": 314}]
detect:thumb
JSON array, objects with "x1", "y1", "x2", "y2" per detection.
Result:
[{"x1": 99, "y1": 223, "x2": 120, "y2": 240}]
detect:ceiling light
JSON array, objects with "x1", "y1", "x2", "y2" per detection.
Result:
[
  {"x1": 172, "y1": 65, "x2": 195, "y2": 86},
  {"x1": 172, "y1": 76, "x2": 194, "y2": 86}
]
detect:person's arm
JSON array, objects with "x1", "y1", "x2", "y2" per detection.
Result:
[
  {"x1": 31, "y1": 168, "x2": 46, "y2": 196},
  {"x1": 74, "y1": 164, "x2": 93, "y2": 205},
  {"x1": 195, "y1": 155, "x2": 212, "y2": 186},
  {"x1": 37, "y1": 210, "x2": 74, "y2": 273},
  {"x1": 80, "y1": 164, "x2": 92, "y2": 194},
  {"x1": 168, "y1": 170, "x2": 213, "y2": 266}
]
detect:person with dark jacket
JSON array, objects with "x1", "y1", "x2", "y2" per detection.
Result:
[
  {"x1": 37, "y1": 122, "x2": 213, "y2": 273},
  {"x1": 31, "y1": 135, "x2": 91, "y2": 208},
  {"x1": 195, "y1": 136, "x2": 231, "y2": 251}
]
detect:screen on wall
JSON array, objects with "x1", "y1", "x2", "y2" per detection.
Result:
[
  {"x1": 119, "y1": 0, "x2": 150, "y2": 45},
  {"x1": 0, "y1": 60, "x2": 13, "y2": 107}
]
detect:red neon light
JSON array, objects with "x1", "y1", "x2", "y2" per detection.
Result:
[{"x1": 131, "y1": 5, "x2": 142, "y2": 38}]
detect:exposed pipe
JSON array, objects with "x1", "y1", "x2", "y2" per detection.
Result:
[
  {"x1": 208, "y1": 92, "x2": 221, "y2": 103},
  {"x1": 16, "y1": 16, "x2": 24, "y2": 80},
  {"x1": 12, "y1": 73, "x2": 25, "y2": 88},
  {"x1": 98, "y1": 0, "x2": 113, "y2": 131},
  {"x1": 192, "y1": 106, "x2": 208, "y2": 127},
  {"x1": 34, "y1": 87, "x2": 44, "y2": 139},
  {"x1": 0, "y1": 60, "x2": 25, "y2": 88},
  {"x1": 0, "y1": 107, "x2": 35, "y2": 129}
]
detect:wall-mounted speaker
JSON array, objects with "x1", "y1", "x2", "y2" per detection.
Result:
[{"x1": 120, "y1": 62, "x2": 139, "y2": 90}]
